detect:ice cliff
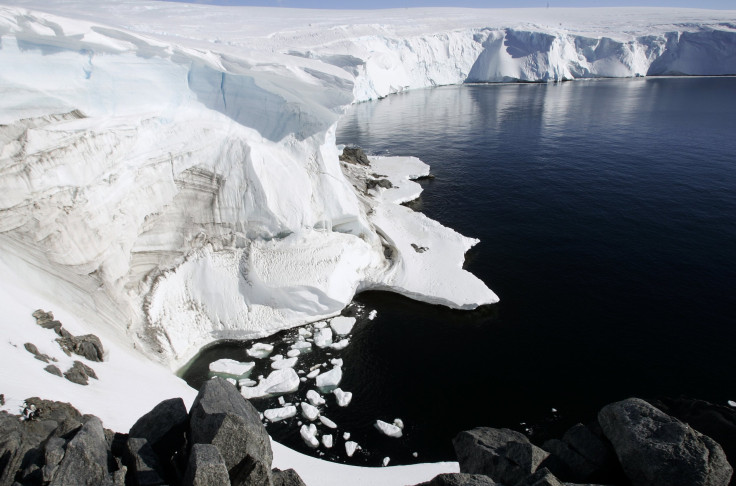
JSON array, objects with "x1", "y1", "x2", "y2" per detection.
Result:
[{"x1": 1, "y1": 1, "x2": 735, "y2": 368}]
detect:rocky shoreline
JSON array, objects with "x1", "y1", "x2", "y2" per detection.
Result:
[{"x1": 1, "y1": 377, "x2": 733, "y2": 485}]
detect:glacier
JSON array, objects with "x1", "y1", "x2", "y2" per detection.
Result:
[{"x1": 0, "y1": 2, "x2": 735, "y2": 483}]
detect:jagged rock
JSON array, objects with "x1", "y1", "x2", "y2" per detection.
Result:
[
  {"x1": 339, "y1": 146, "x2": 370, "y2": 165},
  {"x1": 63, "y1": 361, "x2": 97, "y2": 386},
  {"x1": 414, "y1": 472, "x2": 503, "y2": 486},
  {"x1": 272, "y1": 468, "x2": 307, "y2": 486},
  {"x1": 189, "y1": 377, "x2": 273, "y2": 486},
  {"x1": 41, "y1": 437, "x2": 66, "y2": 483},
  {"x1": 453, "y1": 427, "x2": 549, "y2": 485},
  {"x1": 519, "y1": 467, "x2": 564, "y2": 486},
  {"x1": 183, "y1": 444, "x2": 231, "y2": 486},
  {"x1": 24, "y1": 342, "x2": 51, "y2": 363},
  {"x1": 649, "y1": 397, "x2": 736, "y2": 474},
  {"x1": 599, "y1": 397, "x2": 733, "y2": 486},
  {"x1": 55, "y1": 337, "x2": 75, "y2": 357},
  {"x1": 542, "y1": 423, "x2": 617, "y2": 483},
  {"x1": 124, "y1": 437, "x2": 166, "y2": 486},
  {"x1": 49, "y1": 416, "x2": 110, "y2": 486},
  {"x1": 44, "y1": 365, "x2": 63, "y2": 377},
  {"x1": 73, "y1": 335, "x2": 104, "y2": 362},
  {"x1": 129, "y1": 397, "x2": 188, "y2": 483}
]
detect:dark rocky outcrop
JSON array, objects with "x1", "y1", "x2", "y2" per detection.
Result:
[
  {"x1": 24, "y1": 343, "x2": 55, "y2": 363},
  {"x1": 44, "y1": 364, "x2": 63, "y2": 377},
  {"x1": 0, "y1": 381, "x2": 306, "y2": 486},
  {"x1": 541, "y1": 423, "x2": 619, "y2": 483},
  {"x1": 33, "y1": 309, "x2": 104, "y2": 362},
  {"x1": 183, "y1": 443, "x2": 231, "y2": 486},
  {"x1": 272, "y1": 468, "x2": 308, "y2": 486},
  {"x1": 129, "y1": 397, "x2": 188, "y2": 483},
  {"x1": 366, "y1": 178, "x2": 393, "y2": 190},
  {"x1": 453, "y1": 427, "x2": 549, "y2": 485},
  {"x1": 189, "y1": 377, "x2": 273, "y2": 486},
  {"x1": 417, "y1": 472, "x2": 503, "y2": 486},
  {"x1": 63, "y1": 360, "x2": 98, "y2": 386},
  {"x1": 598, "y1": 398, "x2": 732, "y2": 486},
  {"x1": 338, "y1": 146, "x2": 370, "y2": 165}
]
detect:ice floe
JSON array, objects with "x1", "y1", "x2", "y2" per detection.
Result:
[
  {"x1": 301, "y1": 402, "x2": 320, "y2": 421},
  {"x1": 375, "y1": 420, "x2": 403, "y2": 438},
  {"x1": 240, "y1": 368, "x2": 300, "y2": 399},
  {"x1": 316, "y1": 366, "x2": 343, "y2": 390},
  {"x1": 314, "y1": 328, "x2": 334, "y2": 349},
  {"x1": 383, "y1": 457, "x2": 391, "y2": 467},
  {"x1": 319, "y1": 416, "x2": 337, "y2": 429},
  {"x1": 345, "y1": 441, "x2": 360, "y2": 458},
  {"x1": 330, "y1": 316, "x2": 356, "y2": 336},
  {"x1": 368, "y1": 310, "x2": 378, "y2": 320},
  {"x1": 264, "y1": 406, "x2": 297, "y2": 422},
  {"x1": 330, "y1": 339, "x2": 350, "y2": 351},
  {"x1": 208, "y1": 359, "x2": 255, "y2": 377},
  {"x1": 272, "y1": 357, "x2": 298, "y2": 370},
  {"x1": 322, "y1": 434, "x2": 334, "y2": 449},
  {"x1": 333, "y1": 388, "x2": 353, "y2": 407},
  {"x1": 307, "y1": 390, "x2": 326, "y2": 406},
  {"x1": 300, "y1": 424, "x2": 320, "y2": 449},
  {"x1": 247, "y1": 343, "x2": 274, "y2": 359}
]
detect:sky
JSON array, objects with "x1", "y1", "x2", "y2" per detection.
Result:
[{"x1": 162, "y1": 0, "x2": 736, "y2": 9}]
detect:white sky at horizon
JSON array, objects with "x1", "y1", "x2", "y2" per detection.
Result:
[{"x1": 159, "y1": 0, "x2": 736, "y2": 10}]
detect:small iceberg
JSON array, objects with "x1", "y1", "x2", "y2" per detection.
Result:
[
  {"x1": 375, "y1": 419, "x2": 403, "y2": 438},
  {"x1": 306, "y1": 390, "x2": 326, "y2": 406},
  {"x1": 315, "y1": 366, "x2": 342, "y2": 390},
  {"x1": 247, "y1": 342, "x2": 274, "y2": 358},
  {"x1": 271, "y1": 357, "x2": 298, "y2": 370},
  {"x1": 330, "y1": 316, "x2": 356, "y2": 336},
  {"x1": 319, "y1": 415, "x2": 337, "y2": 429},
  {"x1": 240, "y1": 368, "x2": 299, "y2": 399},
  {"x1": 301, "y1": 402, "x2": 320, "y2": 421},
  {"x1": 300, "y1": 424, "x2": 319, "y2": 449},
  {"x1": 208, "y1": 359, "x2": 255, "y2": 378},
  {"x1": 345, "y1": 441, "x2": 360, "y2": 457},
  {"x1": 322, "y1": 434, "x2": 333, "y2": 449},
  {"x1": 333, "y1": 388, "x2": 352, "y2": 407},
  {"x1": 264, "y1": 406, "x2": 297, "y2": 422}
]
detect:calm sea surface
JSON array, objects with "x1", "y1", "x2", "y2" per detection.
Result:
[{"x1": 182, "y1": 78, "x2": 736, "y2": 466}]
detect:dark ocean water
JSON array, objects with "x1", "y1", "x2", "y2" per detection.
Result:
[{"x1": 182, "y1": 77, "x2": 736, "y2": 466}]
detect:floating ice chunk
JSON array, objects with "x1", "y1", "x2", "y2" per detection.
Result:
[
  {"x1": 729, "y1": 400, "x2": 736, "y2": 407},
  {"x1": 291, "y1": 341, "x2": 312, "y2": 353},
  {"x1": 264, "y1": 405, "x2": 297, "y2": 422},
  {"x1": 330, "y1": 358, "x2": 344, "y2": 367},
  {"x1": 322, "y1": 434, "x2": 333, "y2": 449},
  {"x1": 307, "y1": 369, "x2": 321, "y2": 379},
  {"x1": 278, "y1": 396, "x2": 286, "y2": 406},
  {"x1": 382, "y1": 457, "x2": 391, "y2": 467},
  {"x1": 272, "y1": 357, "x2": 298, "y2": 370},
  {"x1": 271, "y1": 354, "x2": 283, "y2": 361},
  {"x1": 375, "y1": 419, "x2": 403, "y2": 438},
  {"x1": 238, "y1": 378, "x2": 257, "y2": 387},
  {"x1": 315, "y1": 322, "x2": 328, "y2": 329},
  {"x1": 316, "y1": 366, "x2": 342, "y2": 390},
  {"x1": 319, "y1": 415, "x2": 337, "y2": 429},
  {"x1": 208, "y1": 359, "x2": 255, "y2": 377},
  {"x1": 300, "y1": 377, "x2": 307, "y2": 382},
  {"x1": 368, "y1": 310, "x2": 378, "y2": 320},
  {"x1": 393, "y1": 418, "x2": 404, "y2": 429},
  {"x1": 226, "y1": 378, "x2": 237, "y2": 386},
  {"x1": 306, "y1": 390, "x2": 326, "y2": 406},
  {"x1": 298, "y1": 327, "x2": 312, "y2": 337},
  {"x1": 412, "y1": 452, "x2": 418, "y2": 458},
  {"x1": 345, "y1": 441, "x2": 360, "y2": 457},
  {"x1": 240, "y1": 368, "x2": 300, "y2": 399},
  {"x1": 287, "y1": 349, "x2": 300, "y2": 358},
  {"x1": 314, "y1": 328, "x2": 333, "y2": 348},
  {"x1": 333, "y1": 388, "x2": 353, "y2": 407},
  {"x1": 301, "y1": 402, "x2": 320, "y2": 421},
  {"x1": 330, "y1": 316, "x2": 356, "y2": 336},
  {"x1": 247, "y1": 343, "x2": 273, "y2": 358},
  {"x1": 330, "y1": 339, "x2": 350, "y2": 350},
  {"x1": 300, "y1": 424, "x2": 319, "y2": 449},
  {"x1": 343, "y1": 432, "x2": 351, "y2": 440}
]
